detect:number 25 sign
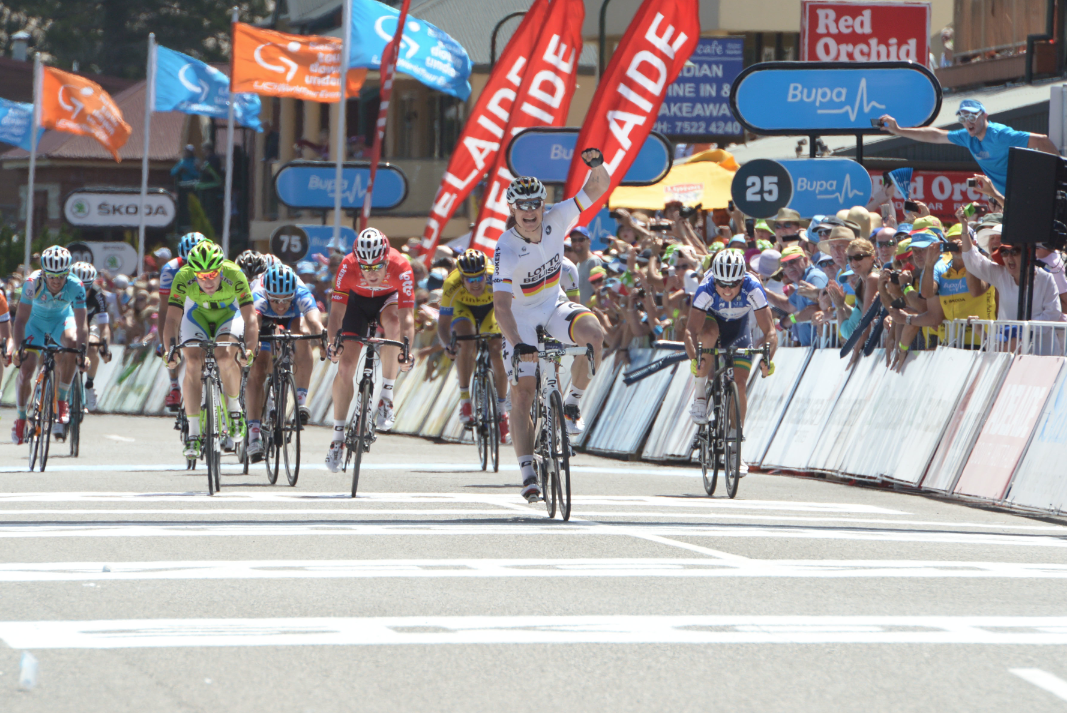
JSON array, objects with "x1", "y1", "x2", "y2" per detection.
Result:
[{"x1": 730, "y1": 160, "x2": 793, "y2": 218}]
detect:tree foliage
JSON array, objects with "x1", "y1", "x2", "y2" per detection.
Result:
[{"x1": 0, "y1": 0, "x2": 272, "y2": 78}]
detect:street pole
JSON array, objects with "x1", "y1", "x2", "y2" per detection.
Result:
[
  {"x1": 221, "y1": 6, "x2": 239, "y2": 257},
  {"x1": 332, "y1": 0, "x2": 352, "y2": 251},
  {"x1": 137, "y1": 33, "x2": 156, "y2": 277}
]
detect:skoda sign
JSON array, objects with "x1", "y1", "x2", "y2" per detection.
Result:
[
  {"x1": 274, "y1": 161, "x2": 409, "y2": 211},
  {"x1": 731, "y1": 158, "x2": 871, "y2": 218},
  {"x1": 63, "y1": 189, "x2": 176, "y2": 228},
  {"x1": 506, "y1": 128, "x2": 673, "y2": 186},
  {"x1": 730, "y1": 61, "x2": 941, "y2": 135}
]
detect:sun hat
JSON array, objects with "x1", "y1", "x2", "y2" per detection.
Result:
[
  {"x1": 818, "y1": 225, "x2": 856, "y2": 255},
  {"x1": 780, "y1": 246, "x2": 807, "y2": 263},
  {"x1": 751, "y1": 249, "x2": 782, "y2": 277}
]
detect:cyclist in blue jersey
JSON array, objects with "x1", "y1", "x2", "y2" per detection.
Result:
[
  {"x1": 159, "y1": 232, "x2": 206, "y2": 410},
  {"x1": 9, "y1": 246, "x2": 88, "y2": 444},
  {"x1": 246, "y1": 264, "x2": 325, "y2": 460},
  {"x1": 685, "y1": 250, "x2": 777, "y2": 432}
]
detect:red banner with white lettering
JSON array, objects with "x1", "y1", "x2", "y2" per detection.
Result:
[
  {"x1": 562, "y1": 0, "x2": 699, "y2": 226},
  {"x1": 868, "y1": 169, "x2": 988, "y2": 223},
  {"x1": 469, "y1": 0, "x2": 585, "y2": 254},
  {"x1": 801, "y1": 1, "x2": 930, "y2": 62},
  {"x1": 418, "y1": 0, "x2": 550, "y2": 255}
]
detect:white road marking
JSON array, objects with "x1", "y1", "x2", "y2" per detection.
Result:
[
  {"x1": 104, "y1": 435, "x2": 135, "y2": 443},
  {"x1": 1011, "y1": 668, "x2": 1067, "y2": 702},
  {"x1": 8, "y1": 616, "x2": 1067, "y2": 648},
  {"x1": 4, "y1": 558, "x2": 1067, "y2": 582},
  {"x1": 0, "y1": 492, "x2": 907, "y2": 515},
  {"x1": 623, "y1": 533, "x2": 750, "y2": 561},
  {"x1": 0, "y1": 521, "x2": 1062, "y2": 549}
]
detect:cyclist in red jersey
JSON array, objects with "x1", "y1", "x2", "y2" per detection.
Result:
[{"x1": 325, "y1": 227, "x2": 415, "y2": 472}]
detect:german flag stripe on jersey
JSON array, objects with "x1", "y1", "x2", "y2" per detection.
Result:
[{"x1": 520, "y1": 266, "x2": 561, "y2": 297}]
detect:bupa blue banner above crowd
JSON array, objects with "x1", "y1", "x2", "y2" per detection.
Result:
[
  {"x1": 152, "y1": 45, "x2": 263, "y2": 131},
  {"x1": 348, "y1": 0, "x2": 472, "y2": 101}
]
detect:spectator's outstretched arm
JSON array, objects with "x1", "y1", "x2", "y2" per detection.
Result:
[
  {"x1": 1029, "y1": 133, "x2": 1060, "y2": 155},
  {"x1": 763, "y1": 288, "x2": 793, "y2": 313},
  {"x1": 879, "y1": 115, "x2": 951, "y2": 144},
  {"x1": 971, "y1": 174, "x2": 1005, "y2": 209},
  {"x1": 920, "y1": 245, "x2": 940, "y2": 300}
]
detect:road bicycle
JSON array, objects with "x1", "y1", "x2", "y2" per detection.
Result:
[
  {"x1": 257, "y1": 328, "x2": 327, "y2": 486},
  {"x1": 64, "y1": 337, "x2": 112, "y2": 459},
  {"x1": 692, "y1": 343, "x2": 771, "y2": 499},
  {"x1": 333, "y1": 328, "x2": 410, "y2": 498},
  {"x1": 450, "y1": 332, "x2": 501, "y2": 472},
  {"x1": 19, "y1": 336, "x2": 85, "y2": 472},
  {"x1": 168, "y1": 337, "x2": 248, "y2": 495},
  {"x1": 511, "y1": 328, "x2": 594, "y2": 522}
]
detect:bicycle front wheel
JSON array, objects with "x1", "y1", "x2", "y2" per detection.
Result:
[
  {"x1": 486, "y1": 378, "x2": 500, "y2": 473},
  {"x1": 472, "y1": 375, "x2": 487, "y2": 471},
  {"x1": 723, "y1": 380, "x2": 743, "y2": 499},
  {"x1": 204, "y1": 379, "x2": 222, "y2": 495},
  {"x1": 27, "y1": 378, "x2": 45, "y2": 471},
  {"x1": 39, "y1": 375, "x2": 54, "y2": 472},
  {"x1": 548, "y1": 391, "x2": 572, "y2": 521},
  {"x1": 280, "y1": 372, "x2": 301, "y2": 486},
  {"x1": 699, "y1": 426, "x2": 717, "y2": 496},
  {"x1": 263, "y1": 377, "x2": 279, "y2": 485},
  {"x1": 69, "y1": 374, "x2": 82, "y2": 458},
  {"x1": 350, "y1": 378, "x2": 374, "y2": 498}
]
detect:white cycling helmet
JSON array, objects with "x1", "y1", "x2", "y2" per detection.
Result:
[
  {"x1": 354, "y1": 227, "x2": 388, "y2": 266},
  {"x1": 505, "y1": 176, "x2": 547, "y2": 206},
  {"x1": 262, "y1": 253, "x2": 282, "y2": 269},
  {"x1": 41, "y1": 245, "x2": 73, "y2": 275},
  {"x1": 71, "y1": 261, "x2": 98, "y2": 286},
  {"x1": 711, "y1": 249, "x2": 747, "y2": 284}
]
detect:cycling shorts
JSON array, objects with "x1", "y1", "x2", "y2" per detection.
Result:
[
  {"x1": 451, "y1": 302, "x2": 499, "y2": 336},
  {"x1": 501, "y1": 295, "x2": 596, "y2": 380},
  {"x1": 24, "y1": 308, "x2": 76, "y2": 348},
  {"x1": 180, "y1": 298, "x2": 245, "y2": 343},
  {"x1": 711, "y1": 313, "x2": 753, "y2": 372},
  {"x1": 341, "y1": 292, "x2": 397, "y2": 338}
]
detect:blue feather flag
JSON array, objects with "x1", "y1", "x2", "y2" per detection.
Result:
[{"x1": 888, "y1": 167, "x2": 912, "y2": 201}]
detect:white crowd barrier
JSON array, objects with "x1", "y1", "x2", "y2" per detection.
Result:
[{"x1": 12, "y1": 317, "x2": 1067, "y2": 523}]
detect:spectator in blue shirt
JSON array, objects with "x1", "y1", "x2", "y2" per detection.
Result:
[
  {"x1": 763, "y1": 246, "x2": 828, "y2": 346},
  {"x1": 877, "y1": 99, "x2": 1058, "y2": 194}
]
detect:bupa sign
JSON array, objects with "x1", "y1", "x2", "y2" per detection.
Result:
[
  {"x1": 274, "y1": 161, "x2": 408, "y2": 211},
  {"x1": 506, "y1": 128, "x2": 673, "y2": 186},
  {"x1": 63, "y1": 189, "x2": 176, "y2": 228},
  {"x1": 730, "y1": 61, "x2": 941, "y2": 135},
  {"x1": 731, "y1": 158, "x2": 871, "y2": 218}
]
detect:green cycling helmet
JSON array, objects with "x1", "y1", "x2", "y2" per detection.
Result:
[{"x1": 186, "y1": 240, "x2": 225, "y2": 273}]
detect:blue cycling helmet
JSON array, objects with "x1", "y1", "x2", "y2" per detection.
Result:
[
  {"x1": 262, "y1": 265, "x2": 297, "y2": 297},
  {"x1": 178, "y1": 232, "x2": 207, "y2": 260}
]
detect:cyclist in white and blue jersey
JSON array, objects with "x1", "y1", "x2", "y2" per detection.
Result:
[
  {"x1": 685, "y1": 250, "x2": 777, "y2": 431},
  {"x1": 9, "y1": 246, "x2": 88, "y2": 444},
  {"x1": 246, "y1": 264, "x2": 325, "y2": 460}
]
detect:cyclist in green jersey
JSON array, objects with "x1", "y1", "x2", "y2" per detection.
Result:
[{"x1": 162, "y1": 241, "x2": 259, "y2": 458}]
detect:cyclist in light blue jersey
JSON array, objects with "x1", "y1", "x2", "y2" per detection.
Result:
[
  {"x1": 9, "y1": 246, "x2": 88, "y2": 444},
  {"x1": 685, "y1": 250, "x2": 777, "y2": 430}
]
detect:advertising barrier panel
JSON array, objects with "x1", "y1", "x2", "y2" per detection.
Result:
[
  {"x1": 1004, "y1": 367, "x2": 1067, "y2": 512},
  {"x1": 642, "y1": 367, "x2": 697, "y2": 462},
  {"x1": 745, "y1": 347, "x2": 812, "y2": 467},
  {"x1": 586, "y1": 350, "x2": 675, "y2": 456},
  {"x1": 953, "y1": 355, "x2": 1063, "y2": 501},
  {"x1": 573, "y1": 353, "x2": 623, "y2": 448},
  {"x1": 808, "y1": 348, "x2": 889, "y2": 477}
]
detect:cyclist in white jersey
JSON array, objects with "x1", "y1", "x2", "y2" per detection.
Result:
[{"x1": 493, "y1": 148, "x2": 609, "y2": 503}]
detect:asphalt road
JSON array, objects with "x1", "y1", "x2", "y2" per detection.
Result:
[{"x1": 3, "y1": 408, "x2": 1067, "y2": 712}]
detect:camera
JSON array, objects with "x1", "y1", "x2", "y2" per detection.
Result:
[
  {"x1": 903, "y1": 200, "x2": 919, "y2": 213},
  {"x1": 942, "y1": 242, "x2": 961, "y2": 253},
  {"x1": 967, "y1": 178, "x2": 977, "y2": 188},
  {"x1": 889, "y1": 271, "x2": 900, "y2": 285},
  {"x1": 650, "y1": 219, "x2": 673, "y2": 232},
  {"x1": 636, "y1": 287, "x2": 647, "y2": 298},
  {"x1": 870, "y1": 118, "x2": 883, "y2": 128}
]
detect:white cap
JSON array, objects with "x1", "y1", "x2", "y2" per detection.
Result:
[
  {"x1": 976, "y1": 224, "x2": 1002, "y2": 253},
  {"x1": 683, "y1": 269, "x2": 700, "y2": 296},
  {"x1": 112, "y1": 274, "x2": 130, "y2": 290}
]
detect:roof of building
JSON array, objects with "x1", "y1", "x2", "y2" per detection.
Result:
[
  {"x1": 727, "y1": 81, "x2": 1059, "y2": 165},
  {"x1": 1, "y1": 79, "x2": 187, "y2": 164}
]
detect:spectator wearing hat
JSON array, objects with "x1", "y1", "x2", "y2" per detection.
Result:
[
  {"x1": 753, "y1": 219, "x2": 774, "y2": 246},
  {"x1": 1037, "y1": 246, "x2": 1067, "y2": 312},
  {"x1": 751, "y1": 249, "x2": 786, "y2": 298},
  {"x1": 769, "y1": 208, "x2": 804, "y2": 250},
  {"x1": 879, "y1": 99, "x2": 1058, "y2": 194},
  {"x1": 764, "y1": 246, "x2": 828, "y2": 346},
  {"x1": 568, "y1": 226, "x2": 603, "y2": 305}
]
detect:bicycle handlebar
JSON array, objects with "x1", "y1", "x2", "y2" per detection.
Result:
[
  {"x1": 334, "y1": 333, "x2": 411, "y2": 364},
  {"x1": 509, "y1": 342, "x2": 596, "y2": 385},
  {"x1": 19, "y1": 336, "x2": 85, "y2": 358},
  {"x1": 260, "y1": 329, "x2": 329, "y2": 360},
  {"x1": 167, "y1": 336, "x2": 246, "y2": 365},
  {"x1": 448, "y1": 331, "x2": 498, "y2": 353}
]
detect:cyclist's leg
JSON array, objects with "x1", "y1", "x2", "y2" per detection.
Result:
[
  {"x1": 210, "y1": 305, "x2": 245, "y2": 412},
  {"x1": 501, "y1": 301, "x2": 549, "y2": 500},
  {"x1": 179, "y1": 302, "x2": 213, "y2": 444},
  {"x1": 688, "y1": 315, "x2": 720, "y2": 423},
  {"x1": 247, "y1": 329, "x2": 273, "y2": 425},
  {"x1": 451, "y1": 311, "x2": 476, "y2": 420},
  {"x1": 331, "y1": 294, "x2": 376, "y2": 442},
  {"x1": 544, "y1": 299, "x2": 603, "y2": 433},
  {"x1": 482, "y1": 310, "x2": 509, "y2": 415},
  {"x1": 17, "y1": 316, "x2": 50, "y2": 421},
  {"x1": 378, "y1": 296, "x2": 401, "y2": 399},
  {"x1": 54, "y1": 312, "x2": 78, "y2": 420},
  {"x1": 290, "y1": 315, "x2": 314, "y2": 409},
  {"x1": 86, "y1": 324, "x2": 101, "y2": 379},
  {"x1": 722, "y1": 317, "x2": 754, "y2": 425}
]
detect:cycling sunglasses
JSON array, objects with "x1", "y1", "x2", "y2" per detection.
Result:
[
  {"x1": 715, "y1": 279, "x2": 743, "y2": 290},
  {"x1": 42, "y1": 270, "x2": 69, "y2": 279},
  {"x1": 463, "y1": 274, "x2": 486, "y2": 283},
  {"x1": 195, "y1": 269, "x2": 221, "y2": 280},
  {"x1": 847, "y1": 253, "x2": 873, "y2": 262},
  {"x1": 956, "y1": 110, "x2": 981, "y2": 122},
  {"x1": 359, "y1": 261, "x2": 386, "y2": 272},
  {"x1": 514, "y1": 199, "x2": 544, "y2": 212},
  {"x1": 267, "y1": 294, "x2": 293, "y2": 302},
  {"x1": 875, "y1": 240, "x2": 897, "y2": 248}
]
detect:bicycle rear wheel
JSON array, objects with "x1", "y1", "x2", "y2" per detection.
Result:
[
  {"x1": 472, "y1": 376, "x2": 487, "y2": 471},
  {"x1": 548, "y1": 391, "x2": 572, "y2": 521},
  {"x1": 204, "y1": 379, "x2": 221, "y2": 495},
  {"x1": 350, "y1": 378, "x2": 373, "y2": 498},
  {"x1": 487, "y1": 378, "x2": 500, "y2": 473},
  {"x1": 723, "y1": 380, "x2": 743, "y2": 499},
  {"x1": 27, "y1": 379, "x2": 45, "y2": 471},
  {"x1": 263, "y1": 378, "x2": 279, "y2": 485},
  {"x1": 39, "y1": 376, "x2": 54, "y2": 472},
  {"x1": 280, "y1": 372, "x2": 301, "y2": 486},
  {"x1": 69, "y1": 374, "x2": 82, "y2": 458}
]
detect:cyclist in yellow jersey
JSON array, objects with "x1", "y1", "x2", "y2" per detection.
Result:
[
  {"x1": 162, "y1": 241, "x2": 259, "y2": 459},
  {"x1": 438, "y1": 249, "x2": 510, "y2": 443}
]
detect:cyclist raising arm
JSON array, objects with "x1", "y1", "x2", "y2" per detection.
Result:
[
  {"x1": 9, "y1": 246, "x2": 88, "y2": 443},
  {"x1": 325, "y1": 228, "x2": 415, "y2": 472},
  {"x1": 162, "y1": 241, "x2": 258, "y2": 459},
  {"x1": 493, "y1": 148, "x2": 609, "y2": 503},
  {"x1": 685, "y1": 250, "x2": 777, "y2": 439},
  {"x1": 246, "y1": 264, "x2": 325, "y2": 460}
]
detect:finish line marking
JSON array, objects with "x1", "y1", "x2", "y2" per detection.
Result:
[
  {"x1": 1011, "y1": 668, "x2": 1067, "y2": 702},
  {"x1": 3, "y1": 558, "x2": 1067, "y2": 582},
  {"x1": 8, "y1": 616, "x2": 1067, "y2": 648}
]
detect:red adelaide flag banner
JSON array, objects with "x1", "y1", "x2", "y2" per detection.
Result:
[
  {"x1": 232, "y1": 23, "x2": 366, "y2": 102},
  {"x1": 563, "y1": 0, "x2": 699, "y2": 225},
  {"x1": 40, "y1": 67, "x2": 131, "y2": 161},
  {"x1": 419, "y1": 0, "x2": 550, "y2": 255},
  {"x1": 470, "y1": 0, "x2": 585, "y2": 254}
]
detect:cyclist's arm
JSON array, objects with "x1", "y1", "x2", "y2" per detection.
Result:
[
  {"x1": 326, "y1": 295, "x2": 348, "y2": 343},
  {"x1": 753, "y1": 306, "x2": 778, "y2": 359},
  {"x1": 582, "y1": 156, "x2": 611, "y2": 205},
  {"x1": 302, "y1": 308, "x2": 325, "y2": 335},
  {"x1": 398, "y1": 306, "x2": 415, "y2": 357},
  {"x1": 240, "y1": 302, "x2": 258, "y2": 354},
  {"x1": 11, "y1": 301, "x2": 30, "y2": 352},
  {"x1": 162, "y1": 304, "x2": 183, "y2": 352},
  {"x1": 73, "y1": 307, "x2": 88, "y2": 347},
  {"x1": 683, "y1": 305, "x2": 707, "y2": 360},
  {"x1": 493, "y1": 291, "x2": 523, "y2": 348}
]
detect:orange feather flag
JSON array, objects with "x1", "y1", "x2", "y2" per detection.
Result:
[{"x1": 40, "y1": 66, "x2": 131, "y2": 161}]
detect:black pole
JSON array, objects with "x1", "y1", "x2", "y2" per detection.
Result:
[
  {"x1": 1017, "y1": 244, "x2": 1033, "y2": 320},
  {"x1": 598, "y1": 0, "x2": 615, "y2": 76},
  {"x1": 810, "y1": 135, "x2": 817, "y2": 158},
  {"x1": 1026, "y1": 245, "x2": 1037, "y2": 320},
  {"x1": 490, "y1": 11, "x2": 526, "y2": 68},
  {"x1": 856, "y1": 134, "x2": 864, "y2": 165}
]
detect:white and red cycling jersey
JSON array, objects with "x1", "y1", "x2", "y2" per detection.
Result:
[{"x1": 332, "y1": 247, "x2": 415, "y2": 309}]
